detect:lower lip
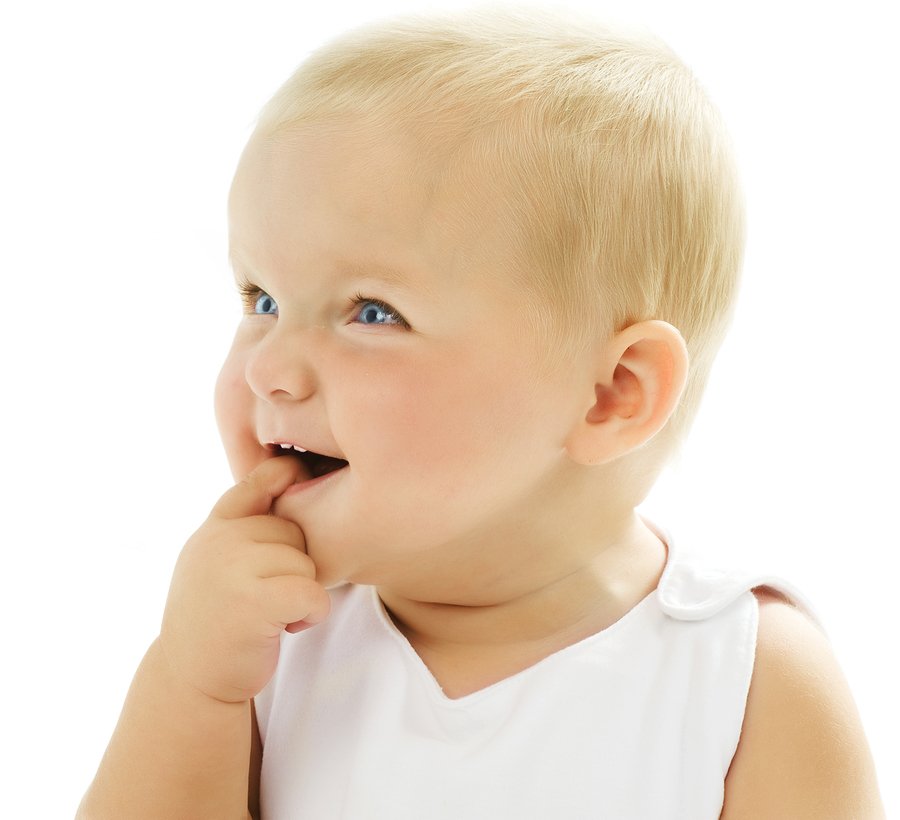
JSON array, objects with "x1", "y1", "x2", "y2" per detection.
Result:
[{"x1": 279, "y1": 464, "x2": 349, "y2": 497}]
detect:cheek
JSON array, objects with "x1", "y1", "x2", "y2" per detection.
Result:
[
  {"x1": 347, "y1": 353, "x2": 531, "y2": 488},
  {"x1": 214, "y1": 346, "x2": 257, "y2": 479}
]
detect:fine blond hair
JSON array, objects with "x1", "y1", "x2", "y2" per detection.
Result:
[{"x1": 256, "y1": 8, "x2": 744, "y2": 445}]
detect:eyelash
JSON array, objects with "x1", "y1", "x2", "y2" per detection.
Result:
[
  {"x1": 235, "y1": 281, "x2": 409, "y2": 329},
  {"x1": 237, "y1": 280, "x2": 264, "y2": 312},
  {"x1": 349, "y1": 292, "x2": 410, "y2": 329}
]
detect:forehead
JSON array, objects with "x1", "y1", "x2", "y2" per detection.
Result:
[
  {"x1": 227, "y1": 120, "x2": 523, "y2": 298},
  {"x1": 232, "y1": 124, "x2": 437, "y2": 270}
]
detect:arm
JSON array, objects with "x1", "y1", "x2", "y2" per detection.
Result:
[
  {"x1": 78, "y1": 457, "x2": 329, "y2": 820},
  {"x1": 720, "y1": 590, "x2": 885, "y2": 819},
  {"x1": 77, "y1": 640, "x2": 254, "y2": 819},
  {"x1": 249, "y1": 700, "x2": 263, "y2": 820}
]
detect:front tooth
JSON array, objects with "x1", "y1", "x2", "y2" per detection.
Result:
[
  {"x1": 278, "y1": 443, "x2": 292, "y2": 450},
  {"x1": 292, "y1": 445, "x2": 308, "y2": 453}
]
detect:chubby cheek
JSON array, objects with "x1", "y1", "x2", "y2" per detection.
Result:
[
  {"x1": 344, "y1": 350, "x2": 531, "y2": 504},
  {"x1": 214, "y1": 345, "x2": 260, "y2": 481}
]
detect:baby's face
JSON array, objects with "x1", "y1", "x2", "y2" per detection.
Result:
[{"x1": 216, "y1": 122, "x2": 585, "y2": 594}]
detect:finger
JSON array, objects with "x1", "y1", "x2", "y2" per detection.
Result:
[
  {"x1": 260, "y1": 576, "x2": 331, "y2": 629},
  {"x1": 213, "y1": 456, "x2": 303, "y2": 520},
  {"x1": 243, "y1": 515, "x2": 306, "y2": 549},
  {"x1": 247, "y1": 542, "x2": 317, "y2": 580}
]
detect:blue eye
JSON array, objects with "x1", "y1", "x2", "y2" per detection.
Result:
[
  {"x1": 354, "y1": 299, "x2": 407, "y2": 327},
  {"x1": 254, "y1": 292, "x2": 278, "y2": 316}
]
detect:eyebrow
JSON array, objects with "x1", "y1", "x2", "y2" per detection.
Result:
[
  {"x1": 338, "y1": 259, "x2": 420, "y2": 290},
  {"x1": 227, "y1": 247, "x2": 250, "y2": 279},
  {"x1": 227, "y1": 247, "x2": 430, "y2": 295}
]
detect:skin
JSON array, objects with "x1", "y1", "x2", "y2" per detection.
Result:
[
  {"x1": 78, "y1": 121, "x2": 884, "y2": 818},
  {"x1": 721, "y1": 591, "x2": 885, "y2": 818},
  {"x1": 218, "y1": 123, "x2": 678, "y2": 613}
]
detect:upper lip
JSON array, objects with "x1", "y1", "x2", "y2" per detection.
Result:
[{"x1": 265, "y1": 439, "x2": 346, "y2": 461}]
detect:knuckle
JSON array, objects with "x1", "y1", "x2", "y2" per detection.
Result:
[{"x1": 294, "y1": 551, "x2": 317, "y2": 579}]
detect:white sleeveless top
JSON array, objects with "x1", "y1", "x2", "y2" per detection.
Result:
[{"x1": 255, "y1": 543, "x2": 813, "y2": 819}]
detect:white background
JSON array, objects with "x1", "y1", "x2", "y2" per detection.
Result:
[{"x1": 1, "y1": 0, "x2": 897, "y2": 816}]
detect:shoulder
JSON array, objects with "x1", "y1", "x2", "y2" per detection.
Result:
[{"x1": 720, "y1": 589, "x2": 884, "y2": 819}]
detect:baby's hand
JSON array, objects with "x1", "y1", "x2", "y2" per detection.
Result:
[{"x1": 159, "y1": 456, "x2": 331, "y2": 704}]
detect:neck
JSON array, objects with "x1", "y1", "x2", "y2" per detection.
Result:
[{"x1": 376, "y1": 513, "x2": 667, "y2": 698}]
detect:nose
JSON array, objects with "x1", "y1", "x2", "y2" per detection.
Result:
[{"x1": 244, "y1": 324, "x2": 318, "y2": 402}]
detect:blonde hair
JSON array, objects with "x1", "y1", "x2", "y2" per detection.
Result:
[{"x1": 256, "y1": 8, "x2": 744, "y2": 444}]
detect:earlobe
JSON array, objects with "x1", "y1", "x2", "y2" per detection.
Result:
[{"x1": 565, "y1": 320, "x2": 688, "y2": 465}]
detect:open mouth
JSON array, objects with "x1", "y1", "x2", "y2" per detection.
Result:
[{"x1": 272, "y1": 443, "x2": 349, "y2": 480}]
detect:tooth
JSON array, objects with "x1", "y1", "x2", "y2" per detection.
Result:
[
  {"x1": 292, "y1": 445, "x2": 308, "y2": 453},
  {"x1": 278, "y1": 443, "x2": 292, "y2": 450}
]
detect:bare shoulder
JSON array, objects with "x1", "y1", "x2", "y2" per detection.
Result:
[{"x1": 720, "y1": 588, "x2": 884, "y2": 819}]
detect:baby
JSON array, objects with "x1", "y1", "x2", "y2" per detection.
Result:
[{"x1": 79, "y1": 9, "x2": 883, "y2": 819}]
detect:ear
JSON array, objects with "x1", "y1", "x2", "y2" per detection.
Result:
[{"x1": 564, "y1": 320, "x2": 688, "y2": 465}]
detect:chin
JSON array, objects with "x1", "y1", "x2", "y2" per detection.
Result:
[{"x1": 302, "y1": 535, "x2": 355, "y2": 588}]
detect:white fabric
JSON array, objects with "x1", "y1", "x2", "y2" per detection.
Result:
[{"x1": 255, "y1": 541, "x2": 809, "y2": 819}]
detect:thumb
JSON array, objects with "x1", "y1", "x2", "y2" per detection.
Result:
[{"x1": 212, "y1": 455, "x2": 303, "y2": 520}]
